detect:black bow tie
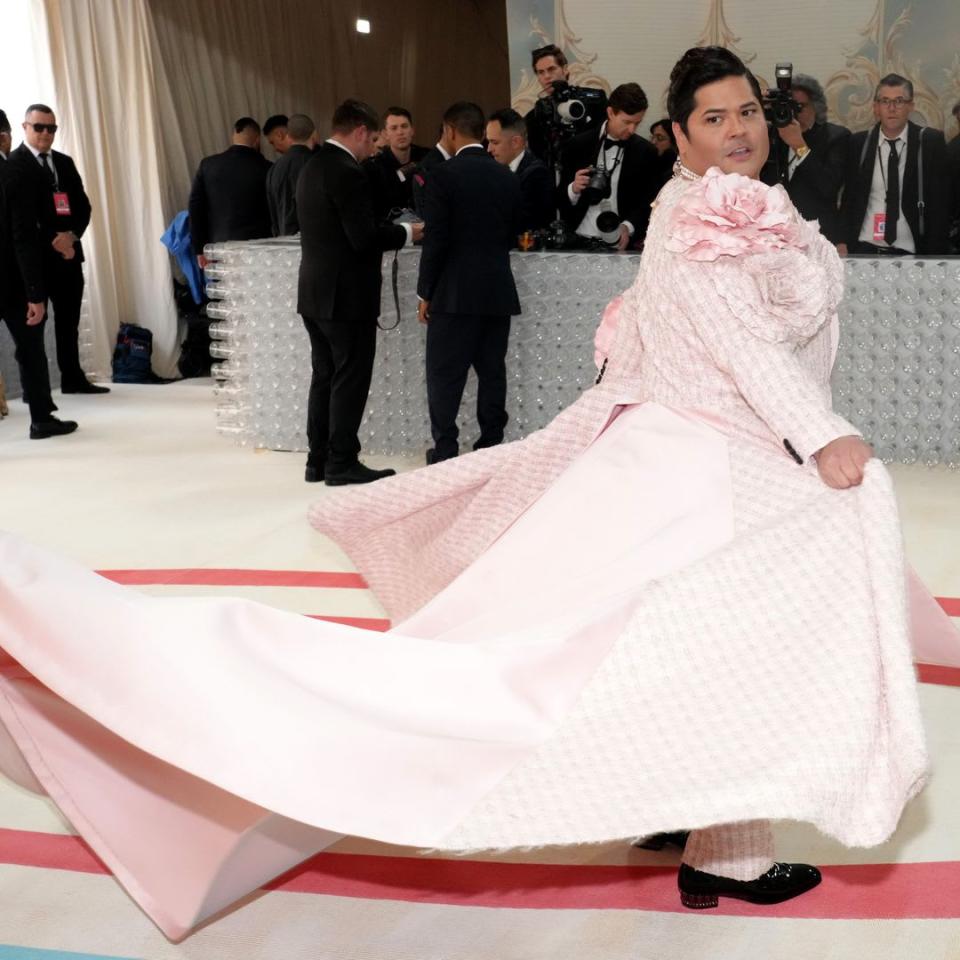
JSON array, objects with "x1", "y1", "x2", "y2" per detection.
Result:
[{"x1": 603, "y1": 137, "x2": 621, "y2": 151}]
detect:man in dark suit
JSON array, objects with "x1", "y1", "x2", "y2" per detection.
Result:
[
  {"x1": 297, "y1": 99, "x2": 422, "y2": 485},
  {"x1": 946, "y1": 101, "x2": 960, "y2": 251},
  {"x1": 486, "y1": 108, "x2": 555, "y2": 232},
  {"x1": 558, "y1": 83, "x2": 665, "y2": 249},
  {"x1": 188, "y1": 117, "x2": 272, "y2": 267},
  {"x1": 0, "y1": 109, "x2": 11, "y2": 160},
  {"x1": 417, "y1": 102, "x2": 523, "y2": 464},
  {"x1": 760, "y1": 73, "x2": 850, "y2": 242},
  {"x1": 7, "y1": 104, "x2": 106, "y2": 394},
  {"x1": 266, "y1": 113, "x2": 315, "y2": 235},
  {"x1": 363, "y1": 107, "x2": 430, "y2": 219},
  {"x1": 411, "y1": 124, "x2": 455, "y2": 218},
  {"x1": 263, "y1": 114, "x2": 291, "y2": 157},
  {"x1": 0, "y1": 156, "x2": 77, "y2": 437},
  {"x1": 838, "y1": 73, "x2": 951, "y2": 256}
]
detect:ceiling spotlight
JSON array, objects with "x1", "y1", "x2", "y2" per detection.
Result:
[{"x1": 356, "y1": 18, "x2": 371, "y2": 34}]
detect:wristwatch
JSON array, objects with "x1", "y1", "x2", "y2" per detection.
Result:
[{"x1": 795, "y1": 144, "x2": 810, "y2": 159}]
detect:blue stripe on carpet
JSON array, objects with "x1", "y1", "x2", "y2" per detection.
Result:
[{"x1": 0, "y1": 947, "x2": 139, "y2": 960}]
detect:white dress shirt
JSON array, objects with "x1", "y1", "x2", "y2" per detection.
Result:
[
  {"x1": 566, "y1": 124, "x2": 634, "y2": 239},
  {"x1": 858, "y1": 128, "x2": 914, "y2": 252},
  {"x1": 786, "y1": 146, "x2": 809, "y2": 181},
  {"x1": 326, "y1": 138, "x2": 412, "y2": 246},
  {"x1": 508, "y1": 151, "x2": 524, "y2": 174}
]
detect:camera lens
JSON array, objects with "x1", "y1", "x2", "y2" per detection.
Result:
[{"x1": 596, "y1": 210, "x2": 621, "y2": 233}]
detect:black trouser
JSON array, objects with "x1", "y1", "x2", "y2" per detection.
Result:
[
  {"x1": 301, "y1": 313, "x2": 377, "y2": 471},
  {"x1": 46, "y1": 255, "x2": 87, "y2": 388},
  {"x1": 0, "y1": 296, "x2": 56, "y2": 423},
  {"x1": 425, "y1": 313, "x2": 511, "y2": 461}
]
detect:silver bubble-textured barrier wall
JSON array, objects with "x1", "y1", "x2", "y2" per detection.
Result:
[
  {"x1": 205, "y1": 240, "x2": 639, "y2": 455},
  {"x1": 205, "y1": 240, "x2": 960, "y2": 466},
  {"x1": 833, "y1": 258, "x2": 960, "y2": 466}
]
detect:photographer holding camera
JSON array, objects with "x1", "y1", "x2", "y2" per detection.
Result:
[
  {"x1": 525, "y1": 45, "x2": 607, "y2": 167},
  {"x1": 759, "y1": 68, "x2": 850, "y2": 243},
  {"x1": 557, "y1": 83, "x2": 664, "y2": 250}
]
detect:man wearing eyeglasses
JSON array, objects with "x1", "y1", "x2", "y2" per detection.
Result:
[
  {"x1": 837, "y1": 74, "x2": 950, "y2": 256},
  {"x1": 7, "y1": 104, "x2": 107, "y2": 394}
]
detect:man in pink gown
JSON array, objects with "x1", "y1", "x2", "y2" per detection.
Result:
[{"x1": 0, "y1": 47, "x2": 956, "y2": 939}]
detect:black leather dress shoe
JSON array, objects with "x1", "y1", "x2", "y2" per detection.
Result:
[
  {"x1": 634, "y1": 831, "x2": 690, "y2": 851},
  {"x1": 30, "y1": 417, "x2": 79, "y2": 439},
  {"x1": 304, "y1": 464, "x2": 325, "y2": 483},
  {"x1": 324, "y1": 462, "x2": 396, "y2": 486},
  {"x1": 678, "y1": 862, "x2": 822, "y2": 909},
  {"x1": 61, "y1": 381, "x2": 110, "y2": 394},
  {"x1": 426, "y1": 448, "x2": 456, "y2": 465}
]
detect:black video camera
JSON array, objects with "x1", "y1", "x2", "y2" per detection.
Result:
[
  {"x1": 763, "y1": 62, "x2": 802, "y2": 128},
  {"x1": 534, "y1": 80, "x2": 608, "y2": 135}
]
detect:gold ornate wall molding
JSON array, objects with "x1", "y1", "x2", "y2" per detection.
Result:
[
  {"x1": 508, "y1": 0, "x2": 960, "y2": 133},
  {"x1": 510, "y1": 0, "x2": 611, "y2": 115},
  {"x1": 696, "y1": 0, "x2": 755, "y2": 64},
  {"x1": 824, "y1": 0, "x2": 959, "y2": 131}
]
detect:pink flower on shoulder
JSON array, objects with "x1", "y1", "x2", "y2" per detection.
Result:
[
  {"x1": 594, "y1": 294, "x2": 623, "y2": 370},
  {"x1": 665, "y1": 167, "x2": 804, "y2": 261}
]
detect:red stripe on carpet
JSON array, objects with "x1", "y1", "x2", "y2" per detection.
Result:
[
  {"x1": 916, "y1": 663, "x2": 960, "y2": 687},
  {"x1": 2, "y1": 829, "x2": 959, "y2": 920},
  {"x1": 937, "y1": 597, "x2": 960, "y2": 617},
  {"x1": 269, "y1": 854, "x2": 960, "y2": 920},
  {"x1": 306, "y1": 615, "x2": 391, "y2": 631},
  {"x1": 0, "y1": 829, "x2": 107, "y2": 874},
  {"x1": 96, "y1": 569, "x2": 367, "y2": 589}
]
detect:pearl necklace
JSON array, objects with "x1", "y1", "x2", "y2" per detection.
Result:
[{"x1": 672, "y1": 159, "x2": 702, "y2": 181}]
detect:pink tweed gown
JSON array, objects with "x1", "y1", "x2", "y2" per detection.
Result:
[{"x1": 0, "y1": 168, "x2": 957, "y2": 940}]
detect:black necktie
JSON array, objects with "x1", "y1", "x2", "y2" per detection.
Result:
[
  {"x1": 39, "y1": 152, "x2": 56, "y2": 189},
  {"x1": 884, "y1": 139, "x2": 899, "y2": 246}
]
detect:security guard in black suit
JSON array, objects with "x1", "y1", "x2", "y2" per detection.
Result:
[
  {"x1": 8, "y1": 104, "x2": 105, "y2": 394},
  {"x1": 0, "y1": 152, "x2": 77, "y2": 437}
]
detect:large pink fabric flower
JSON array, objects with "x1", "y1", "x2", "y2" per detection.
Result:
[
  {"x1": 712, "y1": 249, "x2": 829, "y2": 343},
  {"x1": 665, "y1": 167, "x2": 804, "y2": 261}
]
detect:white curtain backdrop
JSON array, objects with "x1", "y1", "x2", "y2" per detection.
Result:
[
  {"x1": 35, "y1": 0, "x2": 181, "y2": 378},
  {"x1": 0, "y1": 5, "x2": 57, "y2": 393}
]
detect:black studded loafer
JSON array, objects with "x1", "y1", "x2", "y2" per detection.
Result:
[{"x1": 678, "y1": 861, "x2": 822, "y2": 909}]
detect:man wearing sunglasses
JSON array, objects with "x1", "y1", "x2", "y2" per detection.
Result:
[
  {"x1": 8, "y1": 104, "x2": 107, "y2": 395},
  {"x1": 1, "y1": 129, "x2": 79, "y2": 438}
]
